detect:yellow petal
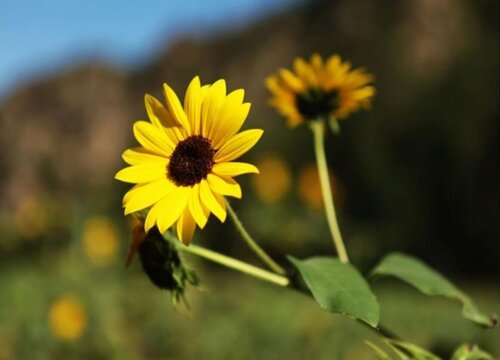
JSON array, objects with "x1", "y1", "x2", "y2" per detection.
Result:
[
  {"x1": 265, "y1": 76, "x2": 281, "y2": 95},
  {"x1": 176, "y1": 209, "x2": 197, "y2": 245},
  {"x1": 326, "y1": 54, "x2": 341, "y2": 70},
  {"x1": 215, "y1": 129, "x2": 263, "y2": 163},
  {"x1": 184, "y1": 76, "x2": 203, "y2": 135},
  {"x1": 144, "y1": 94, "x2": 186, "y2": 144},
  {"x1": 115, "y1": 164, "x2": 166, "y2": 184},
  {"x1": 207, "y1": 174, "x2": 242, "y2": 199},
  {"x1": 188, "y1": 184, "x2": 210, "y2": 228},
  {"x1": 163, "y1": 83, "x2": 191, "y2": 134},
  {"x1": 210, "y1": 89, "x2": 248, "y2": 148},
  {"x1": 212, "y1": 92, "x2": 250, "y2": 149},
  {"x1": 123, "y1": 183, "x2": 140, "y2": 205},
  {"x1": 278, "y1": 69, "x2": 304, "y2": 92},
  {"x1": 213, "y1": 191, "x2": 227, "y2": 220},
  {"x1": 123, "y1": 178, "x2": 173, "y2": 215},
  {"x1": 144, "y1": 94, "x2": 174, "y2": 128},
  {"x1": 122, "y1": 147, "x2": 168, "y2": 165},
  {"x1": 310, "y1": 53, "x2": 324, "y2": 70},
  {"x1": 145, "y1": 199, "x2": 163, "y2": 232},
  {"x1": 294, "y1": 57, "x2": 316, "y2": 86},
  {"x1": 133, "y1": 121, "x2": 174, "y2": 155},
  {"x1": 154, "y1": 187, "x2": 190, "y2": 234},
  {"x1": 199, "y1": 180, "x2": 226, "y2": 222},
  {"x1": 212, "y1": 162, "x2": 259, "y2": 177},
  {"x1": 201, "y1": 79, "x2": 226, "y2": 139}
]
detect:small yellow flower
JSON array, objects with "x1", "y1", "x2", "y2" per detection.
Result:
[
  {"x1": 49, "y1": 295, "x2": 87, "y2": 341},
  {"x1": 82, "y1": 216, "x2": 119, "y2": 267},
  {"x1": 115, "y1": 77, "x2": 262, "y2": 245},
  {"x1": 252, "y1": 155, "x2": 291, "y2": 203},
  {"x1": 266, "y1": 53, "x2": 375, "y2": 126}
]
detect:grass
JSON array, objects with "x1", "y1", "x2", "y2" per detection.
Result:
[{"x1": 0, "y1": 247, "x2": 498, "y2": 360}]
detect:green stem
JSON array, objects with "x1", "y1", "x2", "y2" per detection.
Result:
[
  {"x1": 179, "y1": 243, "x2": 290, "y2": 287},
  {"x1": 225, "y1": 200, "x2": 286, "y2": 275},
  {"x1": 310, "y1": 120, "x2": 349, "y2": 263},
  {"x1": 169, "y1": 235, "x2": 399, "y2": 341}
]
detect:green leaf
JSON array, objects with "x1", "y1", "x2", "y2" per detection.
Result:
[
  {"x1": 366, "y1": 340, "x2": 443, "y2": 360},
  {"x1": 288, "y1": 256, "x2": 379, "y2": 327},
  {"x1": 451, "y1": 344, "x2": 494, "y2": 360},
  {"x1": 386, "y1": 340, "x2": 441, "y2": 360},
  {"x1": 365, "y1": 341, "x2": 393, "y2": 360},
  {"x1": 370, "y1": 253, "x2": 496, "y2": 328}
]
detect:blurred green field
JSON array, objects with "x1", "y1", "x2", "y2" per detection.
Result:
[{"x1": 1, "y1": 222, "x2": 498, "y2": 360}]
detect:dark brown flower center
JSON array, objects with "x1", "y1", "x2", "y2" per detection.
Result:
[
  {"x1": 296, "y1": 88, "x2": 339, "y2": 120},
  {"x1": 167, "y1": 135, "x2": 216, "y2": 187}
]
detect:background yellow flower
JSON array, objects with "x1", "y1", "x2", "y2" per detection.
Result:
[
  {"x1": 82, "y1": 216, "x2": 119, "y2": 267},
  {"x1": 252, "y1": 155, "x2": 291, "y2": 204},
  {"x1": 49, "y1": 295, "x2": 87, "y2": 341},
  {"x1": 266, "y1": 53, "x2": 375, "y2": 126},
  {"x1": 298, "y1": 164, "x2": 342, "y2": 211}
]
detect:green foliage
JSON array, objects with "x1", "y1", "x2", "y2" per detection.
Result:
[
  {"x1": 386, "y1": 340, "x2": 441, "y2": 360},
  {"x1": 451, "y1": 344, "x2": 493, "y2": 360},
  {"x1": 370, "y1": 253, "x2": 496, "y2": 328},
  {"x1": 367, "y1": 339, "x2": 440, "y2": 360},
  {"x1": 288, "y1": 256, "x2": 379, "y2": 327},
  {"x1": 367, "y1": 341, "x2": 495, "y2": 360},
  {"x1": 366, "y1": 341, "x2": 393, "y2": 360}
]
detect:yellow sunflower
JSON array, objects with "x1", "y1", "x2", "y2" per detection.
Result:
[
  {"x1": 266, "y1": 53, "x2": 375, "y2": 126},
  {"x1": 115, "y1": 77, "x2": 262, "y2": 245}
]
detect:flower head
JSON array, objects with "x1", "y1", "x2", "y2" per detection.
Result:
[
  {"x1": 266, "y1": 53, "x2": 375, "y2": 126},
  {"x1": 115, "y1": 77, "x2": 262, "y2": 245},
  {"x1": 138, "y1": 226, "x2": 199, "y2": 301}
]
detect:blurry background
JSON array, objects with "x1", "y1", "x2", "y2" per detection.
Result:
[{"x1": 0, "y1": 0, "x2": 498, "y2": 359}]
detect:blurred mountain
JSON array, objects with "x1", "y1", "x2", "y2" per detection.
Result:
[{"x1": 0, "y1": 0, "x2": 498, "y2": 277}]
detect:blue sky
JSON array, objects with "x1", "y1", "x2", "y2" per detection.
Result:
[{"x1": 0, "y1": 0, "x2": 297, "y2": 97}]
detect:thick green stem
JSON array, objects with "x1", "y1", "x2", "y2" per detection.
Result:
[
  {"x1": 179, "y1": 244, "x2": 289, "y2": 287},
  {"x1": 310, "y1": 120, "x2": 349, "y2": 263},
  {"x1": 225, "y1": 200, "x2": 286, "y2": 275}
]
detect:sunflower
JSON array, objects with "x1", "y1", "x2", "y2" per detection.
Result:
[
  {"x1": 115, "y1": 77, "x2": 262, "y2": 245},
  {"x1": 266, "y1": 53, "x2": 375, "y2": 126}
]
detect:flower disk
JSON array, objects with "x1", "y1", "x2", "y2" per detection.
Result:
[
  {"x1": 115, "y1": 77, "x2": 263, "y2": 245},
  {"x1": 168, "y1": 135, "x2": 215, "y2": 187},
  {"x1": 266, "y1": 53, "x2": 375, "y2": 126}
]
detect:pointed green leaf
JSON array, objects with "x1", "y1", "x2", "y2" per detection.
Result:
[
  {"x1": 370, "y1": 253, "x2": 496, "y2": 328},
  {"x1": 288, "y1": 256, "x2": 379, "y2": 327}
]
